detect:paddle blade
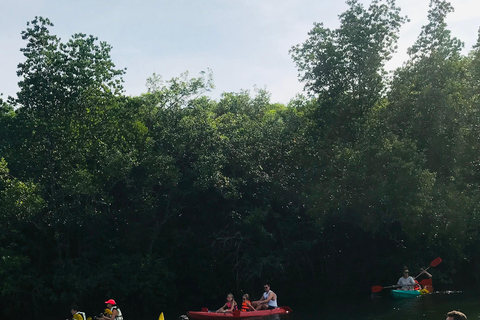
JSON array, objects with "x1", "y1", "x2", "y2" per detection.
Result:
[
  {"x1": 159, "y1": 312, "x2": 165, "y2": 320},
  {"x1": 419, "y1": 279, "x2": 432, "y2": 287},
  {"x1": 232, "y1": 310, "x2": 241, "y2": 317},
  {"x1": 201, "y1": 308, "x2": 209, "y2": 312},
  {"x1": 371, "y1": 285, "x2": 383, "y2": 293},
  {"x1": 430, "y1": 257, "x2": 442, "y2": 267}
]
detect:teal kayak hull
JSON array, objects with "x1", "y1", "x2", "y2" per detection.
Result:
[{"x1": 391, "y1": 290, "x2": 421, "y2": 299}]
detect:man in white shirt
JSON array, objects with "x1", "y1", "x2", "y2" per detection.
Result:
[{"x1": 252, "y1": 283, "x2": 278, "y2": 310}]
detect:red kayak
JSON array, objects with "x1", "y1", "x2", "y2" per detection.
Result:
[{"x1": 187, "y1": 307, "x2": 292, "y2": 320}]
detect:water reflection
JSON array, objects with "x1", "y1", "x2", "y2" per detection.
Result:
[{"x1": 286, "y1": 290, "x2": 476, "y2": 320}]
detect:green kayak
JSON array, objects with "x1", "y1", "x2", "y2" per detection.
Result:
[{"x1": 391, "y1": 289, "x2": 421, "y2": 298}]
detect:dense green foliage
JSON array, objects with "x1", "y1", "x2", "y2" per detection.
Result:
[{"x1": 1, "y1": 0, "x2": 480, "y2": 318}]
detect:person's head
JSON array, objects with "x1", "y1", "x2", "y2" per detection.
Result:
[
  {"x1": 242, "y1": 294, "x2": 250, "y2": 301},
  {"x1": 263, "y1": 283, "x2": 271, "y2": 291},
  {"x1": 105, "y1": 299, "x2": 116, "y2": 308},
  {"x1": 226, "y1": 293, "x2": 234, "y2": 302},
  {"x1": 70, "y1": 305, "x2": 79, "y2": 316},
  {"x1": 446, "y1": 310, "x2": 467, "y2": 320},
  {"x1": 403, "y1": 269, "x2": 410, "y2": 278}
]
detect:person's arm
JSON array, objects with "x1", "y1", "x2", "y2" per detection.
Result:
[
  {"x1": 246, "y1": 301, "x2": 254, "y2": 311},
  {"x1": 216, "y1": 304, "x2": 227, "y2": 313},
  {"x1": 408, "y1": 277, "x2": 416, "y2": 289},
  {"x1": 257, "y1": 292, "x2": 274, "y2": 306},
  {"x1": 263, "y1": 292, "x2": 275, "y2": 304},
  {"x1": 100, "y1": 313, "x2": 110, "y2": 320},
  {"x1": 252, "y1": 295, "x2": 267, "y2": 310},
  {"x1": 252, "y1": 295, "x2": 265, "y2": 305},
  {"x1": 227, "y1": 301, "x2": 237, "y2": 312},
  {"x1": 420, "y1": 269, "x2": 432, "y2": 278},
  {"x1": 102, "y1": 309, "x2": 118, "y2": 320},
  {"x1": 397, "y1": 277, "x2": 407, "y2": 290}
]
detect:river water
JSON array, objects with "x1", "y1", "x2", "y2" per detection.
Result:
[
  {"x1": 170, "y1": 289, "x2": 478, "y2": 320},
  {"x1": 287, "y1": 290, "x2": 477, "y2": 320}
]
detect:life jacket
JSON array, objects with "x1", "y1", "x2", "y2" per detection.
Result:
[
  {"x1": 73, "y1": 311, "x2": 86, "y2": 320},
  {"x1": 112, "y1": 306, "x2": 124, "y2": 320},
  {"x1": 414, "y1": 280, "x2": 420, "y2": 290},
  {"x1": 420, "y1": 288, "x2": 430, "y2": 294},
  {"x1": 241, "y1": 300, "x2": 251, "y2": 312}
]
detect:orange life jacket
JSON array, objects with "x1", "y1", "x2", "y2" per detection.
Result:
[
  {"x1": 241, "y1": 300, "x2": 251, "y2": 312},
  {"x1": 414, "y1": 280, "x2": 420, "y2": 290}
]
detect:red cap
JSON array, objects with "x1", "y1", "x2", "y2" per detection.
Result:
[{"x1": 105, "y1": 299, "x2": 116, "y2": 305}]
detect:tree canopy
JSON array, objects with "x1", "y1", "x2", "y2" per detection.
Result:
[{"x1": 1, "y1": 1, "x2": 480, "y2": 318}]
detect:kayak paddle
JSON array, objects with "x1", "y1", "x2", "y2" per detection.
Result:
[
  {"x1": 419, "y1": 279, "x2": 432, "y2": 287},
  {"x1": 414, "y1": 257, "x2": 442, "y2": 279},
  {"x1": 371, "y1": 284, "x2": 400, "y2": 293},
  {"x1": 159, "y1": 312, "x2": 165, "y2": 320},
  {"x1": 372, "y1": 257, "x2": 441, "y2": 294}
]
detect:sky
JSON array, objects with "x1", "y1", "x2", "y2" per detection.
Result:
[{"x1": 1, "y1": 0, "x2": 479, "y2": 105}]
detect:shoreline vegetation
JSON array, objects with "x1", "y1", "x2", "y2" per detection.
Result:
[{"x1": 1, "y1": 1, "x2": 480, "y2": 319}]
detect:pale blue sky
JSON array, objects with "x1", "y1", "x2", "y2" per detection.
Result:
[{"x1": 1, "y1": 0, "x2": 479, "y2": 104}]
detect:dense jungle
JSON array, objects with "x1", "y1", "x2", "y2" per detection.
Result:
[{"x1": 1, "y1": 0, "x2": 480, "y2": 319}]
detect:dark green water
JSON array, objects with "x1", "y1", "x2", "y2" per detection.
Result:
[
  {"x1": 168, "y1": 290, "x2": 477, "y2": 320},
  {"x1": 287, "y1": 290, "x2": 475, "y2": 320}
]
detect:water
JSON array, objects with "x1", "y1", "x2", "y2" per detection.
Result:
[
  {"x1": 286, "y1": 290, "x2": 476, "y2": 320},
  {"x1": 169, "y1": 290, "x2": 478, "y2": 320}
]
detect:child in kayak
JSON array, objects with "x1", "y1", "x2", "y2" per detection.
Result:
[
  {"x1": 216, "y1": 293, "x2": 238, "y2": 313},
  {"x1": 241, "y1": 294, "x2": 254, "y2": 312}
]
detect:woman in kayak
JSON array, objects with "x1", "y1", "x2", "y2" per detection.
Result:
[
  {"x1": 216, "y1": 293, "x2": 238, "y2": 313},
  {"x1": 397, "y1": 269, "x2": 416, "y2": 290},
  {"x1": 241, "y1": 294, "x2": 254, "y2": 312}
]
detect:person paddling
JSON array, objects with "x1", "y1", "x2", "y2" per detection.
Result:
[
  {"x1": 252, "y1": 283, "x2": 277, "y2": 310},
  {"x1": 100, "y1": 299, "x2": 123, "y2": 320},
  {"x1": 417, "y1": 268, "x2": 432, "y2": 279},
  {"x1": 69, "y1": 305, "x2": 86, "y2": 320},
  {"x1": 416, "y1": 267, "x2": 434, "y2": 292},
  {"x1": 397, "y1": 269, "x2": 416, "y2": 291}
]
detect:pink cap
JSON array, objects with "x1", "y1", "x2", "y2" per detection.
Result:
[{"x1": 105, "y1": 299, "x2": 116, "y2": 305}]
